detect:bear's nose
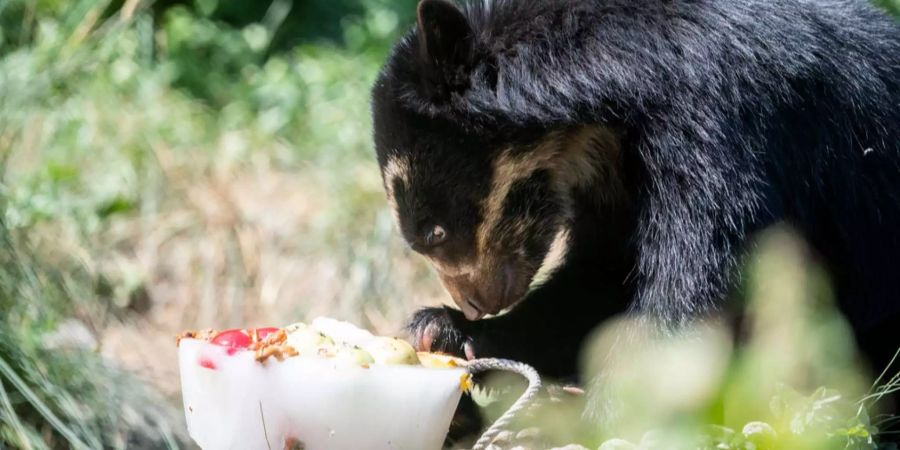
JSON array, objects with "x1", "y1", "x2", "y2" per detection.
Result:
[
  {"x1": 460, "y1": 298, "x2": 485, "y2": 321},
  {"x1": 435, "y1": 272, "x2": 484, "y2": 320}
]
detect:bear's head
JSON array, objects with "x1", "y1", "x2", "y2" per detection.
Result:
[{"x1": 371, "y1": 0, "x2": 622, "y2": 319}]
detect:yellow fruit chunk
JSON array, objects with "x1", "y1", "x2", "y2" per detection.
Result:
[
  {"x1": 334, "y1": 345, "x2": 376, "y2": 367},
  {"x1": 364, "y1": 337, "x2": 420, "y2": 365},
  {"x1": 286, "y1": 328, "x2": 335, "y2": 356},
  {"x1": 417, "y1": 352, "x2": 466, "y2": 369},
  {"x1": 458, "y1": 373, "x2": 474, "y2": 392}
]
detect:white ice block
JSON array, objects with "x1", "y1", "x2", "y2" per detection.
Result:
[{"x1": 178, "y1": 339, "x2": 466, "y2": 450}]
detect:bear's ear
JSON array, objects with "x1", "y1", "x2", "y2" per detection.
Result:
[{"x1": 416, "y1": 0, "x2": 474, "y2": 99}]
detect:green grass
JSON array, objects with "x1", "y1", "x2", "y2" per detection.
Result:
[{"x1": 0, "y1": 213, "x2": 188, "y2": 448}]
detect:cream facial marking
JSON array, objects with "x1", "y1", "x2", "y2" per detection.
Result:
[
  {"x1": 424, "y1": 125, "x2": 622, "y2": 303},
  {"x1": 552, "y1": 126, "x2": 624, "y2": 203},
  {"x1": 475, "y1": 125, "x2": 623, "y2": 257},
  {"x1": 388, "y1": 126, "x2": 623, "y2": 304},
  {"x1": 382, "y1": 153, "x2": 482, "y2": 278},
  {"x1": 532, "y1": 225, "x2": 572, "y2": 286},
  {"x1": 382, "y1": 154, "x2": 411, "y2": 226}
]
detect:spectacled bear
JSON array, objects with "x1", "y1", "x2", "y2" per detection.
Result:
[{"x1": 371, "y1": 0, "x2": 900, "y2": 395}]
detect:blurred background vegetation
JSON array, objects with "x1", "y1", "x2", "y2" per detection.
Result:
[
  {"x1": 0, "y1": 0, "x2": 897, "y2": 449},
  {"x1": 1, "y1": 0, "x2": 438, "y2": 447}
]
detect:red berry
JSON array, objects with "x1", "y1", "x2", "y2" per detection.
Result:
[
  {"x1": 255, "y1": 327, "x2": 280, "y2": 341},
  {"x1": 210, "y1": 329, "x2": 251, "y2": 350},
  {"x1": 198, "y1": 357, "x2": 217, "y2": 370}
]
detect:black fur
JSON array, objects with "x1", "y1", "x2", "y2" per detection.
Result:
[{"x1": 373, "y1": 0, "x2": 900, "y2": 396}]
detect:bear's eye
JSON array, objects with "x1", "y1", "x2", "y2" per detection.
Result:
[{"x1": 424, "y1": 225, "x2": 448, "y2": 248}]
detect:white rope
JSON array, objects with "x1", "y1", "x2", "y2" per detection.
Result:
[{"x1": 465, "y1": 358, "x2": 542, "y2": 450}]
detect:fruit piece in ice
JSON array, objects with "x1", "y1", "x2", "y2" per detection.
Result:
[
  {"x1": 417, "y1": 352, "x2": 466, "y2": 369},
  {"x1": 283, "y1": 437, "x2": 305, "y2": 450},
  {"x1": 198, "y1": 357, "x2": 217, "y2": 370},
  {"x1": 210, "y1": 329, "x2": 252, "y2": 350},
  {"x1": 364, "y1": 337, "x2": 420, "y2": 365},
  {"x1": 255, "y1": 327, "x2": 280, "y2": 341},
  {"x1": 334, "y1": 345, "x2": 375, "y2": 367},
  {"x1": 459, "y1": 373, "x2": 474, "y2": 392},
  {"x1": 286, "y1": 327, "x2": 336, "y2": 356}
]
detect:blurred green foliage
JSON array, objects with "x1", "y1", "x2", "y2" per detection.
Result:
[
  {"x1": 0, "y1": 0, "x2": 420, "y2": 238},
  {"x1": 480, "y1": 230, "x2": 898, "y2": 450},
  {"x1": 0, "y1": 0, "x2": 423, "y2": 447},
  {"x1": 875, "y1": 0, "x2": 900, "y2": 15}
]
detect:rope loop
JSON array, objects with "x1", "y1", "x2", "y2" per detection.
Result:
[{"x1": 464, "y1": 358, "x2": 542, "y2": 450}]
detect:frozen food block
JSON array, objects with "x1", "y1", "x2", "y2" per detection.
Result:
[{"x1": 178, "y1": 338, "x2": 466, "y2": 450}]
